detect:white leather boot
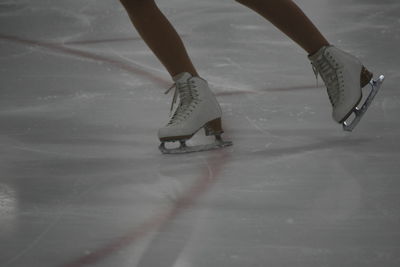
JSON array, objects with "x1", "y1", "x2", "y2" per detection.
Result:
[
  {"x1": 309, "y1": 45, "x2": 384, "y2": 131},
  {"x1": 158, "y1": 72, "x2": 232, "y2": 153}
]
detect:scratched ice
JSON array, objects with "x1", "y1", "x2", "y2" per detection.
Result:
[{"x1": 1, "y1": 0, "x2": 400, "y2": 267}]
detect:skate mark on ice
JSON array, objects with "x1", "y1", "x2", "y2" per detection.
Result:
[
  {"x1": 250, "y1": 138, "x2": 369, "y2": 158},
  {"x1": 3, "y1": 221, "x2": 58, "y2": 266},
  {"x1": 60, "y1": 151, "x2": 230, "y2": 267},
  {"x1": 7, "y1": 145, "x2": 76, "y2": 157},
  {"x1": 64, "y1": 36, "x2": 143, "y2": 45},
  {"x1": 215, "y1": 84, "x2": 324, "y2": 97},
  {"x1": 3, "y1": 175, "x2": 105, "y2": 267}
]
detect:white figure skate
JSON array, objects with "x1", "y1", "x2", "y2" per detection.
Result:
[
  {"x1": 309, "y1": 45, "x2": 384, "y2": 131},
  {"x1": 158, "y1": 72, "x2": 232, "y2": 154}
]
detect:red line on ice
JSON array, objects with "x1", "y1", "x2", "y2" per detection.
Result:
[
  {"x1": 0, "y1": 34, "x2": 169, "y2": 87},
  {"x1": 63, "y1": 34, "x2": 188, "y2": 45}
]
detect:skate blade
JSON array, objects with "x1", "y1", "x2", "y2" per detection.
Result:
[
  {"x1": 159, "y1": 139, "x2": 233, "y2": 154},
  {"x1": 342, "y1": 75, "x2": 384, "y2": 132}
]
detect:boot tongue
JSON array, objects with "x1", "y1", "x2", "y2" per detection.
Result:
[
  {"x1": 173, "y1": 72, "x2": 193, "y2": 82},
  {"x1": 173, "y1": 72, "x2": 193, "y2": 105},
  {"x1": 308, "y1": 45, "x2": 330, "y2": 61}
]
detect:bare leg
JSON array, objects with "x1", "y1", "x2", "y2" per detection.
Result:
[
  {"x1": 235, "y1": 0, "x2": 329, "y2": 55},
  {"x1": 119, "y1": 0, "x2": 198, "y2": 77}
]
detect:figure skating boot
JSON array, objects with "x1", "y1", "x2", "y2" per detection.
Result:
[
  {"x1": 158, "y1": 72, "x2": 232, "y2": 154},
  {"x1": 309, "y1": 45, "x2": 384, "y2": 131}
]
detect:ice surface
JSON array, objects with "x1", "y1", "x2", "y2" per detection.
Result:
[{"x1": 1, "y1": 0, "x2": 400, "y2": 267}]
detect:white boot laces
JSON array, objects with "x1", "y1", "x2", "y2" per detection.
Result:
[
  {"x1": 164, "y1": 79, "x2": 200, "y2": 125},
  {"x1": 311, "y1": 51, "x2": 344, "y2": 107}
]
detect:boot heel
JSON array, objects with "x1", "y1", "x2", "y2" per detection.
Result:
[
  {"x1": 361, "y1": 66, "x2": 373, "y2": 88},
  {"x1": 204, "y1": 118, "x2": 223, "y2": 136}
]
